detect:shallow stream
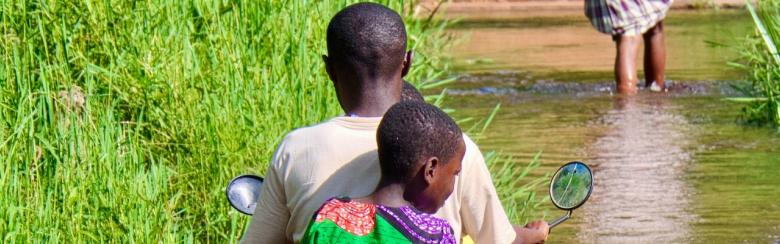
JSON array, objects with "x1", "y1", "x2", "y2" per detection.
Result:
[{"x1": 443, "y1": 9, "x2": 780, "y2": 243}]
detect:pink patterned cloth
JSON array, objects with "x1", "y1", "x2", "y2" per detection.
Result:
[{"x1": 305, "y1": 197, "x2": 456, "y2": 243}]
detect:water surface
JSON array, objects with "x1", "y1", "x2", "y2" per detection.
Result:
[
  {"x1": 443, "y1": 9, "x2": 780, "y2": 243},
  {"x1": 448, "y1": 10, "x2": 752, "y2": 82}
]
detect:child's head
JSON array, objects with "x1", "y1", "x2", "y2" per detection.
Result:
[
  {"x1": 323, "y1": 3, "x2": 413, "y2": 111},
  {"x1": 377, "y1": 101, "x2": 465, "y2": 213},
  {"x1": 401, "y1": 81, "x2": 425, "y2": 102}
]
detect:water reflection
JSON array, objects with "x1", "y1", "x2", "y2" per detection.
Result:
[{"x1": 579, "y1": 94, "x2": 697, "y2": 243}]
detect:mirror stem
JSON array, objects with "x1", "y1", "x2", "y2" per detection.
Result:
[{"x1": 548, "y1": 210, "x2": 572, "y2": 229}]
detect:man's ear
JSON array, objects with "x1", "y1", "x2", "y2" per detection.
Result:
[
  {"x1": 423, "y1": 156, "x2": 439, "y2": 184},
  {"x1": 401, "y1": 50, "x2": 414, "y2": 78},
  {"x1": 323, "y1": 55, "x2": 336, "y2": 83}
]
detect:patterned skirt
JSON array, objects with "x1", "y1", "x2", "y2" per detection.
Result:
[{"x1": 585, "y1": 0, "x2": 673, "y2": 36}]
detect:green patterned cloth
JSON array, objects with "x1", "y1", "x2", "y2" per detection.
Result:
[
  {"x1": 301, "y1": 197, "x2": 455, "y2": 244},
  {"x1": 303, "y1": 213, "x2": 411, "y2": 243}
]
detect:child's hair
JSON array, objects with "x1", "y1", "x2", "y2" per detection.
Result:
[
  {"x1": 377, "y1": 101, "x2": 463, "y2": 182},
  {"x1": 326, "y1": 3, "x2": 407, "y2": 78},
  {"x1": 401, "y1": 81, "x2": 424, "y2": 102}
]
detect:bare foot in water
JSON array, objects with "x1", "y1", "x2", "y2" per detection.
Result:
[{"x1": 648, "y1": 82, "x2": 667, "y2": 92}]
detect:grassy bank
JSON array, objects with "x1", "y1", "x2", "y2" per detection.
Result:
[
  {"x1": 0, "y1": 0, "x2": 543, "y2": 242},
  {"x1": 732, "y1": 1, "x2": 780, "y2": 127}
]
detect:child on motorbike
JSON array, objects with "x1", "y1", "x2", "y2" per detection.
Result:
[{"x1": 301, "y1": 101, "x2": 464, "y2": 243}]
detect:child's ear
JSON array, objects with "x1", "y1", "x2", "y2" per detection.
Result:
[
  {"x1": 401, "y1": 50, "x2": 414, "y2": 78},
  {"x1": 423, "y1": 156, "x2": 439, "y2": 184},
  {"x1": 323, "y1": 55, "x2": 336, "y2": 83}
]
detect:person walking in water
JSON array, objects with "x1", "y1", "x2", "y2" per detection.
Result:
[{"x1": 586, "y1": 0, "x2": 673, "y2": 94}]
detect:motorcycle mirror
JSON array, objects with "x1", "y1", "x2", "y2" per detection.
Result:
[
  {"x1": 547, "y1": 161, "x2": 593, "y2": 229},
  {"x1": 226, "y1": 174, "x2": 264, "y2": 215}
]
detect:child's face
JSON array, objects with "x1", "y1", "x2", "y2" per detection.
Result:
[{"x1": 418, "y1": 139, "x2": 466, "y2": 213}]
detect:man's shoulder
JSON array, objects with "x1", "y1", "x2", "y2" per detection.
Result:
[
  {"x1": 270, "y1": 120, "x2": 340, "y2": 166},
  {"x1": 281, "y1": 119, "x2": 340, "y2": 143},
  {"x1": 461, "y1": 134, "x2": 484, "y2": 165},
  {"x1": 462, "y1": 134, "x2": 480, "y2": 150},
  {"x1": 281, "y1": 117, "x2": 379, "y2": 146}
]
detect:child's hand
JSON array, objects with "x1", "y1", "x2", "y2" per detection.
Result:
[
  {"x1": 514, "y1": 220, "x2": 549, "y2": 244},
  {"x1": 525, "y1": 220, "x2": 549, "y2": 237}
]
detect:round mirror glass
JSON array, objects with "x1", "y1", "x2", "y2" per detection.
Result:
[
  {"x1": 549, "y1": 161, "x2": 593, "y2": 210},
  {"x1": 226, "y1": 175, "x2": 264, "y2": 215}
]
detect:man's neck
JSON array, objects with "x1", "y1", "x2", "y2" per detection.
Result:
[{"x1": 344, "y1": 86, "x2": 400, "y2": 117}]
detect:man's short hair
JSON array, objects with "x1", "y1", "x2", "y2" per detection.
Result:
[
  {"x1": 401, "y1": 81, "x2": 425, "y2": 102},
  {"x1": 327, "y1": 3, "x2": 407, "y2": 78},
  {"x1": 377, "y1": 101, "x2": 463, "y2": 182}
]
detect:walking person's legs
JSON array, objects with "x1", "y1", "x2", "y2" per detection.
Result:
[
  {"x1": 643, "y1": 21, "x2": 666, "y2": 91},
  {"x1": 615, "y1": 35, "x2": 641, "y2": 94}
]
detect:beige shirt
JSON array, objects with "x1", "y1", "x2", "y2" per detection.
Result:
[{"x1": 242, "y1": 117, "x2": 515, "y2": 244}]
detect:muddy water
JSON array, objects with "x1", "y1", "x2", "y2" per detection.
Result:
[
  {"x1": 443, "y1": 9, "x2": 780, "y2": 243},
  {"x1": 448, "y1": 10, "x2": 751, "y2": 82}
]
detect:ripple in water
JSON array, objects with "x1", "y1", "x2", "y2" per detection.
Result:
[{"x1": 578, "y1": 95, "x2": 698, "y2": 243}]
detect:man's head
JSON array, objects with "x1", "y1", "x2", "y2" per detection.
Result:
[
  {"x1": 323, "y1": 3, "x2": 413, "y2": 114},
  {"x1": 377, "y1": 101, "x2": 465, "y2": 213}
]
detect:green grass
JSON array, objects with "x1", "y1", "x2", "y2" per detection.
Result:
[
  {"x1": 0, "y1": 0, "x2": 544, "y2": 242},
  {"x1": 464, "y1": 104, "x2": 548, "y2": 225},
  {"x1": 729, "y1": 0, "x2": 780, "y2": 128},
  {"x1": 487, "y1": 152, "x2": 547, "y2": 225},
  {"x1": 691, "y1": 0, "x2": 718, "y2": 9}
]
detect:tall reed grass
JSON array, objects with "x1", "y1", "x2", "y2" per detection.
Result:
[
  {"x1": 1, "y1": 0, "x2": 543, "y2": 242},
  {"x1": 730, "y1": 0, "x2": 780, "y2": 127},
  {"x1": 488, "y1": 152, "x2": 547, "y2": 224}
]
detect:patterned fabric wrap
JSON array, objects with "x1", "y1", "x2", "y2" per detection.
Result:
[
  {"x1": 313, "y1": 198, "x2": 376, "y2": 236},
  {"x1": 585, "y1": 0, "x2": 673, "y2": 36},
  {"x1": 585, "y1": 0, "x2": 614, "y2": 35},
  {"x1": 376, "y1": 205, "x2": 455, "y2": 244},
  {"x1": 302, "y1": 198, "x2": 456, "y2": 244}
]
